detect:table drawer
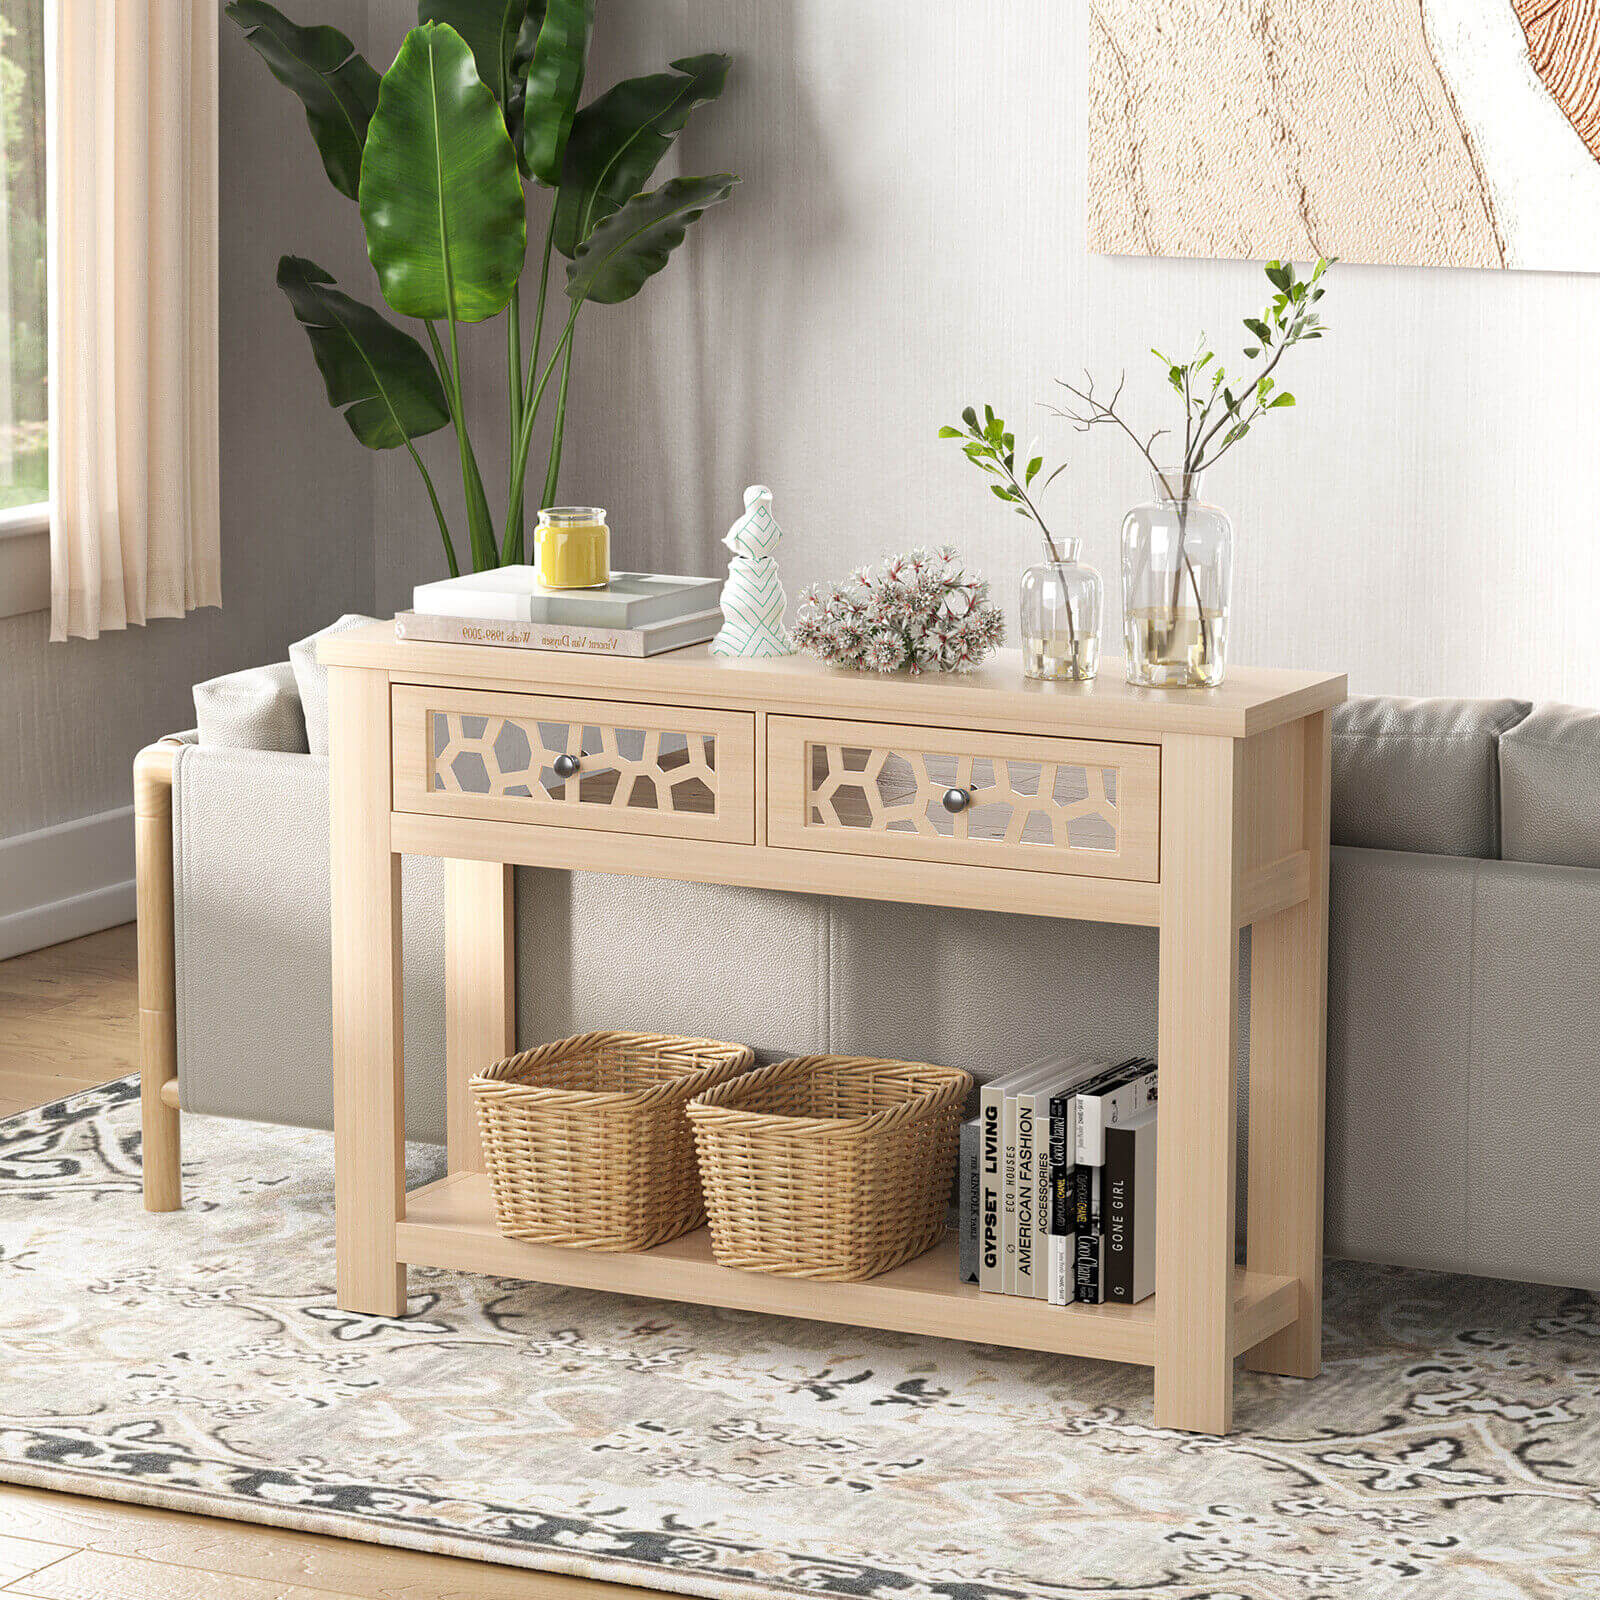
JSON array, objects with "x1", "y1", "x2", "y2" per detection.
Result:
[
  {"x1": 393, "y1": 685, "x2": 755, "y2": 844},
  {"x1": 767, "y1": 715, "x2": 1159, "y2": 880}
]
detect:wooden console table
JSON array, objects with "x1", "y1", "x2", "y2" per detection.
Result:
[{"x1": 319, "y1": 621, "x2": 1343, "y2": 1435}]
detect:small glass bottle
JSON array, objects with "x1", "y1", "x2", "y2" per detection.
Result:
[
  {"x1": 1121, "y1": 470, "x2": 1232, "y2": 688},
  {"x1": 536, "y1": 506, "x2": 610, "y2": 589},
  {"x1": 1020, "y1": 540, "x2": 1101, "y2": 681}
]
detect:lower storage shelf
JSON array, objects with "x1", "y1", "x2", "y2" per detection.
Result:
[{"x1": 398, "y1": 1172, "x2": 1299, "y2": 1368}]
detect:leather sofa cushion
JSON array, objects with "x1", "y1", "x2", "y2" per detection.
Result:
[
  {"x1": 1499, "y1": 703, "x2": 1600, "y2": 869},
  {"x1": 289, "y1": 614, "x2": 380, "y2": 756},
  {"x1": 192, "y1": 661, "x2": 309, "y2": 753},
  {"x1": 1331, "y1": 695, "x2": 1530, "y2": 858}
]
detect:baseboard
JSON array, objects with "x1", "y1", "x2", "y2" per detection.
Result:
[{"x1": 0, "y1": 806, "x2": 136, "y2": 961}]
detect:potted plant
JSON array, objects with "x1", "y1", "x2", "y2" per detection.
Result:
[{"x1": 228, "y1": 1, "x2": 739, "y2": 576}]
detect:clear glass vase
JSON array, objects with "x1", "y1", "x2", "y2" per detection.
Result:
[
  {"x1": 1121, "y1": 470, "x2": 1232, "y2": 688},
  {"x1": 1020, "y1": 540, "x2": 1101, "y2": 681}
]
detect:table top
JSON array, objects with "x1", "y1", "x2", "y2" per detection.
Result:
[{"x1": 322, "y1": 620, "x2": 1346, "y2": 739}]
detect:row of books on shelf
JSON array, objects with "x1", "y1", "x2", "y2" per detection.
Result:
[{"x1": 956, "y1": 1055, "x2": 1157, "y2": 1306}]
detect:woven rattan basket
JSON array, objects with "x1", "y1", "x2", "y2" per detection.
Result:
[
  {"x1": 471, "y1": 1031, "x2": 755, "y2": 1251},
  {"x1": 685, "y1": 1054, "x2": 974, "y2": 1280}
]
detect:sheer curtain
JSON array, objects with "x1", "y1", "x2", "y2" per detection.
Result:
[{"x1": 47, "y1": 0, "x2": 219, "y2": 641}]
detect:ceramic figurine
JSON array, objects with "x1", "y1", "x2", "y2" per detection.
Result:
[{"x1": 710, "y1": 484, "x2": 795, "y2": 657}]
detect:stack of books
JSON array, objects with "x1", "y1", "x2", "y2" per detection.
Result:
[
  {"x1": 397, "y1": 567, "x2": 722, "y2": 658},
  {"x1": 957, "y1": 1054, "x2": 1157, "y2": 1306}
]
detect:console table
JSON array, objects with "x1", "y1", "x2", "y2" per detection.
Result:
[{"x1": 320, "y1": 620, "x2": 1343, "y2": 1435}]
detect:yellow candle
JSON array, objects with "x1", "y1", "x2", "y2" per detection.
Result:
[{"x1": 536, "y1": 506, "x2": 610, "y2": 589}]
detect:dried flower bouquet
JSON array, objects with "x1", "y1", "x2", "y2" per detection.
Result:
[{"x1": 794, "y1": 547, "x2": 1003, "y2": 674}]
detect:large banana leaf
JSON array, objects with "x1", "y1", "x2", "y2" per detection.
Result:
[
  {"x1": 226, "y1": 1, "x2": 379, "y2": 200},
  {"x1": 520, "y1": 0, "x2": 594, "y2": 186},
  {"x1": 416, "y1": 0, "x2": 529, "y2": 107},
  {"x1": 566, "y1": 174, "x2": 737, "y2": 306},
  {"x1": 359, "y1": 22, "x2": 527, "y2": 323},
  {"x1": 553, "y1": 54, "x2": 730, "y2": 258},
  {"x1": 277, "y1": 256, "x2": 451, "y2": 448}
]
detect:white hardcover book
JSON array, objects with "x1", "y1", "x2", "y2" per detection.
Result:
[
  {"x1": 1013, "y1": 1087, "x2": 1045, "y2": 1300},
  {"x1": 1025, "y1": 1059, "x2": 1112, "y2": 1299},
  {"x1": 1047, "y1": 1232, "x2": 1074, "y2": 1306},
  {"x1": 1074, "y1": 1057, "x2": 1158, "y2": 1166},
  {"x1": 1000, "y1": 1057, "x2": 1074, "y2": 1295},
  {"x1": 413, "y1": 568, "x2": 721, "y2": 628},
  {"x1": 977, "y1": 1061, "x2": 1064, "y2": 1294},
  {"x1": 394, "y1": 608, "x2": 721, "y2": 658}
]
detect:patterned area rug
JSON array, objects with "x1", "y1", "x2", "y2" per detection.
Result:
[{"x1": 2, "y1": 1080, "x2": 1598, "y2": 1599}]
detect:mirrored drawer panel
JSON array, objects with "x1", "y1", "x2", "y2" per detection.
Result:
[
  {"x1": 767, "y1": 714, "x2": 1159, "y2": 880},
  {"x1": 392, "y1": 685, "x2": 755, "y2": 844}
]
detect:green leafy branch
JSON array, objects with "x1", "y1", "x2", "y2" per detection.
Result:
[
  {"x1": 1052, "y1": 257, "x2": 1333, "y2": 496},
  {"x1": 1049, "y1": 257, "x2": 1334, "y2": 659},
  {"x1": 940, "y1": 404, "x2": 1078, "y2": 651}
]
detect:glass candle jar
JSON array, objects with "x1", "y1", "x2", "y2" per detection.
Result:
[{"x1": 536, "y1": 506, "x2": 610, "y2": 589}]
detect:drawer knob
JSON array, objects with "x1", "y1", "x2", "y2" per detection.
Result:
[
  {"x1": 942, "y1": 786, "x2": 971, "y2": 813},
  {"x1": 553, "y1": 753, "x2": 582, "y2": 778}
]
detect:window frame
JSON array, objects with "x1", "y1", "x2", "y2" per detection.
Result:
[
  {"x1": 0, "y1": 0, "x2": 51, "y2": 619},
  {"x1": 0, "y1": 501, "x2": 49, "y2": 618}
]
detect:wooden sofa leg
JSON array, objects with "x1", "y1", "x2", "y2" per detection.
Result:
[{"x1": 134, "y1": 739, "x2": 185, "y2": 1212}]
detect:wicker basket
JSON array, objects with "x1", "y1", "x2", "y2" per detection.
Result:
[
  {"x1": 685, "y1": 1055, "x2": 974, "y2": 1280},
  {"x1": 471, "y1": 1031, "x2": 755, "y2": 1251}
]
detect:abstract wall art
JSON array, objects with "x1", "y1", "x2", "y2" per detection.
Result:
[{"x1": 1089, "y1": 0, "x2": 1600, "y2": 272}]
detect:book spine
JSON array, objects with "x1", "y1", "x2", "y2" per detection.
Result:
[
  {"x1": 978, "y1": 1086, "x2": 1005, "y2": 1293},
  {"x1": 1047, "y1": 1232, "x2": 1074, "y2": 1306},
  {"x1": 1073, "y1": 1162, "x2": 1100, "y2": 1235},
  {"x1": 395, "y1": 612, "x2": 651, "y2": 656},
  {"x1": 958, "y1": 1120, "x2": 980, "y2": 1285},
  {"x1": 1031, "y1": 1093, "x2": 1058, "y2": 1299},
  {"x1": 1074, "y1": 1230, "x2": 1102, "y2": 1304},
  {"x1": 1048, "y1": 1096, "x2": 1070, "y2": 1236},
  {"x1": 1014, "y1": 1092, "x2": 1040, "y2": 1298},
  {"x1": 1001, "y1": 1089, "x2": 1021, "y2": 1293},
  {"x1": 1103, "y1": 1123, "x2": 1134, "y2": 1303}
]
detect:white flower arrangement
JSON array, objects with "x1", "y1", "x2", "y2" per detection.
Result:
[{"x1": 792, "y1": 546, "x2": 1004, "y2": 674}]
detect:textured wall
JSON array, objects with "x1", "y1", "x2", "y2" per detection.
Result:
[
  {"x1": 0, "y1": 1, "x2": 376, "y2": 841},
  {"x1": 1090, "y1": 0, "x2": 1600, "y2": 273},
  {"x1": 370, "y1": 0, "x2": 1599, "y2": 705}
]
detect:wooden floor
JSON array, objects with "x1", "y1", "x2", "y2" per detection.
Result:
[{"x1": 0, "y1": 926, "x2": 653, "y2": 1600}]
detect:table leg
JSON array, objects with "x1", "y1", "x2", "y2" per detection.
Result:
[
  {"x1": 331, "y1": 666, "x2": 406, "y2": 1318},
  {"x1": 134, "y1": 741, "x2": 182, "y2": 1212},
  {"x1": 445, "y1": 859, "x2": 515, "y2": 1174},
  {"x1": 1155, "y1": 733, "x2": 1242, "y2": 1434},
  {"x1": 1245, "y1": 709, "x2": 1331, "y2": 1379}
]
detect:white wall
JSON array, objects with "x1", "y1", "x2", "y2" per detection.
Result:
[{"x1": 364, "y1": 0, "x2": 1599, "y2": 703}]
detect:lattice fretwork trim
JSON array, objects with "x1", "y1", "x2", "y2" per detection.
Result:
[{"x1": 432, "y1": 713, "x2": 719, "y2": 815}]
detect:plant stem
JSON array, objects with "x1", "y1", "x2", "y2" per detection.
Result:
[
  {"x1": 504, "y1": 306, "x2": 580, "y2": 542},
  {"x1": 991, "y1": 448, "x2": 1076, "y2": 654},
  {"x1": 503, "y1": 212, "x2": 559, "y2": 561},
  {"x1": 541, "y1": 321, "x2": 577, "y2": 508},
  {"x1": 503, "y1": 287, "x2": 524, "y2": 563},
  {"x1": 428, "y1": 320, "x2": 497, "y2": 571},
  {"x1": 404, "y1": 437, "x2": 458, "y2": 576}
]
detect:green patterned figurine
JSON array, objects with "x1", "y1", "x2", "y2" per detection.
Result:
[{"x1": 710, "y1": 485, "x2": 795, "y2": 657}]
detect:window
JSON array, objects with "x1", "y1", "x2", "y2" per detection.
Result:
[{"x1": 0, "y1": 0, "x2": 47, "y2": 616}]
